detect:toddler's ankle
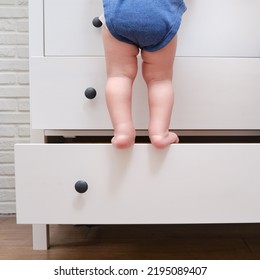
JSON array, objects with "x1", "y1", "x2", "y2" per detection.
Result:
[
  {"x1": 112, "y1": 130, "x2": 136, "y2": 149},
  {"x1": 149, "y1": 132, "x2": 179, "y2": 149}
]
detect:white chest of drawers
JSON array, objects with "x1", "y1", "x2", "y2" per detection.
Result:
[{"x1": 15, "y1": 0, "x2": 260, "y2": 249}]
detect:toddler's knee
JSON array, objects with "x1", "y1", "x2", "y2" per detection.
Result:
[
  {"x1": 122, "y1": 67, "x2": 138, "y2": 82},
  {"x1": 142, "y1": 65, "x2": 170, "y2": 86},
  {"x1": 142, "y1": 63, "x2": 154, "y2": 84}
]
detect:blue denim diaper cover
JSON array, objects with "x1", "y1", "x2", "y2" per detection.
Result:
[{"x1": 103, "y1": 0, "x2": 187, "y2": 52}]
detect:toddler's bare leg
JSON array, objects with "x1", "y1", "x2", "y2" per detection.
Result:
[
  {"x1": 102, "y1": 28, "x2": 139, "y2": 148},
  {"x1": 142, "y1": 37, "x2": 179, "y2": 148}
]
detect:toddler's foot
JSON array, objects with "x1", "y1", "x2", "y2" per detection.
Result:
[
  {"x1": 111, "y1": 134, "x2": 135, "y2": 149},
  {"x1": 149, "y1": 132, "x2": 179, "y2": 149}
]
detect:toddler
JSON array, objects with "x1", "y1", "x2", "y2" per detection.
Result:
[{"x1": 101, "y1": 0, "x2": 187, "y2": 148}]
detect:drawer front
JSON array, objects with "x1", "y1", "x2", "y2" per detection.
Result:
[
  {"x1": 44, "y1": 0, "x2": 260, "y2": 57},
  {"x1": 177, "y1": 0, "x2": 260, "y2": 57},
  {"x1": 30, "y1": 57, "x2": 148, "y2": 130},
  {"x1": 15, "y1": 143, "x2": 260, "y2": 224},
  {"x1": 30, "y1": 57, "x2": 260, "y2": 130},
  {"x1": 44, "y1": 0, "x2": 104, "y2": 57}
]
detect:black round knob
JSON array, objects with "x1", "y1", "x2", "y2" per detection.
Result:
[
  {"x1": 85, "y1": 87, "x2": 97, "y2": 99},
  {"x1": 92, "y1": 17, "x2": 103, "y2": 28},
  {"x1": 75, "y1": 180, "x2": 88, "y2": 194}
]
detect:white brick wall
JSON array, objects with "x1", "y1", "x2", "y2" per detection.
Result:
[{"x1": 0, "y1": 0, "x2": 29, "y2": 214}]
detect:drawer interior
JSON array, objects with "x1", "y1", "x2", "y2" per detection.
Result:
[{"x1": 46, "y1": 135, "x2": 260, "y2": 144}]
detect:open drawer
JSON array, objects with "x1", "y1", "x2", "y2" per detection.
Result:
[{"x1": 15, "y1": 143, "x2": 260, "y2": 225}]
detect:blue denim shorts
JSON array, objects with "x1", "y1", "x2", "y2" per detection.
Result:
[{"x1": 103, "y1": 0, "x2": 187, "y2": 52}]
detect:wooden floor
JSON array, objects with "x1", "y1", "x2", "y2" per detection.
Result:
[{"x1": 1, "y1": 215, "x2": 260, "y2": 260}]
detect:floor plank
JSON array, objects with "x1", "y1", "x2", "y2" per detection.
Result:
[{"x1": 1, "y1": 216, "x2": 260, "y2": 260}]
